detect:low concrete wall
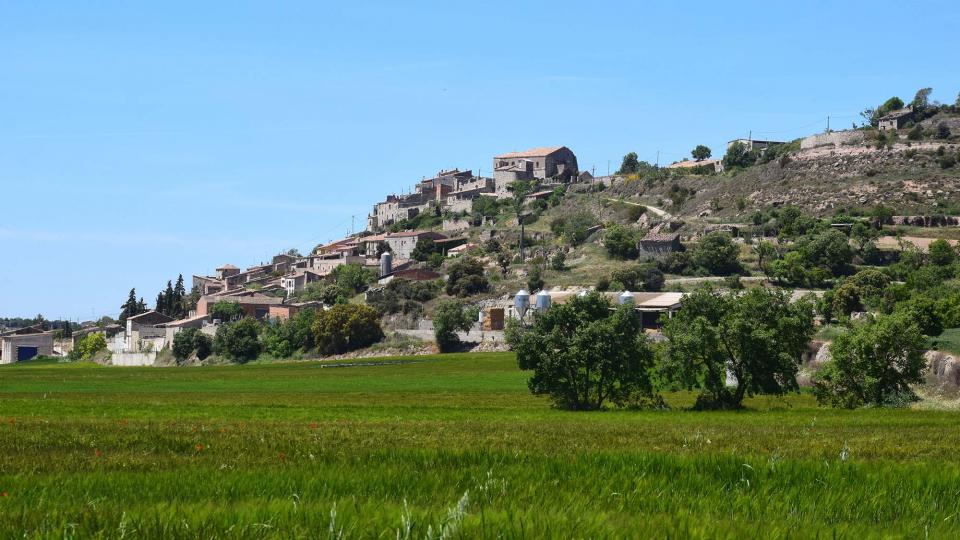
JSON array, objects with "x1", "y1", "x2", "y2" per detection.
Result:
[{"x1": 111, "y1": 351, "x2": 157, "y2": 366}]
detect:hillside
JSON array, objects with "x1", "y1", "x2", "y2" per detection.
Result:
[{"x1": 612, "y1": 131, "x2": 960, "y2": 223}]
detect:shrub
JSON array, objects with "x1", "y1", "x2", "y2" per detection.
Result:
[
  {"x1": 210, "y1": 301, "x2": 244, "y2": 323},
  {"x1": 527, "y1": 266, "x2": 544, "y2": 292},
  {"x1": 551, "y1": 251, "x2": 567, "y2": 271},
  {"x1": 312, "y1": 304, "x2": 384, "y2": 355},
  {"x1": 936, "y1": 122, "x2": 951, "y2": 139},
  {"x1": 813, "y1": 314, "x2": 926, "y2": 408},
  {"x1": 261, "y1": 309, "x2": 319, "y2": 357},
  {"x1": 433, "y1": 300, "x2": 475, "y2": 352},
  {"x1": 446, "y1": 258, "x2": 489, "y2": 297},
  {"x1": 691, "y1": 232, "x2": 741, "y2": 275},
  {"x1": 68, "y1": 332, "x2": 107, "y2": 362},
  {"x1": 193, "y1": 332, "x2": 212, "y2": 360},
  {"x1": 928, "y1": 239, "x2": 956, "y2": 266},
  {"x1": 604, "y1": 224, "x2": 640, "y2": 260},
  {"x1": 172, "y1": 328, "x2": 199, "y2": 361},
  {"x1": 213, "y1": 318, "x2": 262, "y2": 363},
  {"x1": 506, "y1": 292, "x2": 658, "y2": 410}
]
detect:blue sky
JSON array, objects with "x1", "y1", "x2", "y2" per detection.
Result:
[{"x1": 1, "y1": 0, "x2": 958, "y2": 320}]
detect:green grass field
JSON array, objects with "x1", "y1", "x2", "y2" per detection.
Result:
[{"x1": 2, "y1": 353, "x2": 960, "y2": 538}]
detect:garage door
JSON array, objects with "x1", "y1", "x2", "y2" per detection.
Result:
[{"x1": 16, "y1": 346, "x2": 38, "y2": 361}]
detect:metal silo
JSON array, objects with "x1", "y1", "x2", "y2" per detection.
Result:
[
  {"x1": 535, "y1": 290, "x2": 552, "y2": 311},
  {"x1": 380, "y1": 251, "x2": 393, "y2": 276},
  {"x1": 515, "y1": 289, "x2": 531, "y2": 320}
]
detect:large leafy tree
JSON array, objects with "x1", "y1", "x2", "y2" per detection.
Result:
[
  {"x1": 212, "y1": 318, "x2": 262, "y2": 363},
  {"x1": 661, "y1": 285, "x2": 815, "y2": 409},
  {"x1": 506, "y1": 292, "x2": 658, "y2": 410},
  {"x1": 691, "y1": 232, "x2": 741, "y2": 275},
  {"x1": 691, "y1": 145, "x2": 712, "y2": 161},
  {"x1": 507, "y1": 179, "x2": 534, "y2": 261},
  {"x1": 618, "y1": 152, "x2": 640, "y2": 175},
  {"x1": 433, "y1": 300, "x2": 475, "y2": 352},
  {"x1": 813, "y1": 314, "x2": 926, "y2": 408}
]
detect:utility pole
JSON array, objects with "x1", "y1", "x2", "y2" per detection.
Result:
[
  {"x1": 607, "y1": 160, "x2": 610, "y2": 176},
  {"x1": 655, "y1": 150, "x2": 660, "y2": 169},
  {"x1": 827, "y1": 115, "x2": 831, "y2": 133}
]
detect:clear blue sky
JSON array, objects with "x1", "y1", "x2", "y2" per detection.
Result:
[{"x1": 1, "y1": 0, "x2": 958, "y2": 320}]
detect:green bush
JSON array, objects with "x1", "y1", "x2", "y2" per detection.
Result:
[
  {"x1": 691, "y1": 232, "x2": 741, "y2": 276},
  {"x1": 604, "y1": 224, "x2": 640, "y2": 260},
  {"x1": 446, "y1": 258, "x2": 489, "y2": 297},
  {"x1": 68, "y1": 332, "x2": 107, "y2": 362},
  {"x1": 312, "y1": 304, "x2": 384, "y2": 355},
  {"x1": 213, "y1": 318, "x2": 262, "y2": 363}
]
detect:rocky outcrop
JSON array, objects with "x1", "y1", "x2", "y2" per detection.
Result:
[{"x1": 925, "y1": 351, "x2": 960, "y2": 394}]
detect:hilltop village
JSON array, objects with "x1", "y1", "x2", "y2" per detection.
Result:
[{"x1": 6, "y1": 89, "x2": 960, "y2": 390}]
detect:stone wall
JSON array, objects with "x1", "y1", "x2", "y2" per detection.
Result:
[
  {"x1": 891, "y1": 215, "x2": 960, "y2": 227},
  {"x1": 800, "y1": 130, "x2": 865, "y2": 150}
]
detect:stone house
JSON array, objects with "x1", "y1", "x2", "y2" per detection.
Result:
[
  {"x1": 878, "y1": 107, "x2": 913, "y2": 131},
  {"x1": 493, "y1": 146, "x2": 579, "y2": 182},
  {"x1": 362, "y1": 231, "x2": 447, "y2": 260},
  {"x1": 0, "y1": 326, "x2": 54, "y2": 364}
]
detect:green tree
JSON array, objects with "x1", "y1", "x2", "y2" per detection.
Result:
[
  {"x1": 261, "y1": 309, "x2": 319, "y2": 357},
  {"x1": 312, "y1": 304, "x2": 384, "y2": 355},
  {"x1": 551, "y1": 251, "x2": 567, "y2": 271},
  {"x1": 433, "y1": 300, "x2": 475, "y2": 353},
  {"x1": 661, "y1": 286, "x2": 815, "y2": 410},
  {"x1": 446, "y1": 257, "x2": 489, "y2": 297},
  {"x1": 212, "y1": 318, "x2": 262, "y2": 363},
  {"x1": 813, "y1": 314, "x2": 926, "y2": 408},
  {"x1": 119, "y1": 288, "x2": 143, "y2": 324},
  {"x1": 691, "y1": 145, "x2": 712, "y2": 161},
  {"x1": 936, "y1": 122, "x2": 951, "y2": 139},
  {"x1": 193, "y1": 332, "x2": 212, "y2": 360},
  {"x1": 527, "y1": 266, "x2": 545, "y2": 292},
  {"x1": 172, "y1": 328, "x2": 199, "y2": 361},
  {"x1": 331, "y1": 263, "x2": 375, "y2": 294},
  {"x1": 722, "y1": 141, "x2": 755, "y2": 169},
  {"x1": 691, "y1": 232, "x2": 741, "y2": 275},
  {"x1": 927, "y1": 239, "x2": 956, "y2": 266},
  {"x1": 68, "y1": 332, "x2": 107, "y2": 361},
  {"x1": 173, "y1": 274, "x2": 186, "y2": 317},
  {"x1": 411, "y1": 238, "x2": 440, "y2": 262},
  {"x1": 618, "y1": 152, "x2": 640, "y2": 175},
  {"x1": 797, "y1": 229, "x2": 853, "y2": 276},
  {"x1": 508, "y1": 180, "x2": 534, "y2": 261},
  {"x1": 210, "y1": 301, "x2": 244, "y2": 322},
  {"x1": 831, "y1": 282, "x2": 863, "y2": 318},
  {"x1": 506, "y1": 292, "x2": 658, "y2": 410},
  {"x1": 753, "y1": 240, "x2": 778, "y2": 274},
  {"x1": 604, "y1": 224, "x2": 640, "y2": 259},
  {"x1": 769, "y1": 251, "x2": 810, "y2": 286},
  {"x1": 911, "y1": 87, "x2": 932, "y2": 111}
]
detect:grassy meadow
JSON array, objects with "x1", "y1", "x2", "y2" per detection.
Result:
[{"x1": 2, "y1": 353, "x2": 960, "y2": 538}]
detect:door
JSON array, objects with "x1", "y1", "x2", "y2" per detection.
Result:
[{"x1": 16, "y1": 346, "x2": 38, "y2": 361}]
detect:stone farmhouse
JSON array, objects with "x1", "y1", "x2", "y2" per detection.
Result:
[{"x1": 878, "y1": 106, "x2": 913, "y2": 131}]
